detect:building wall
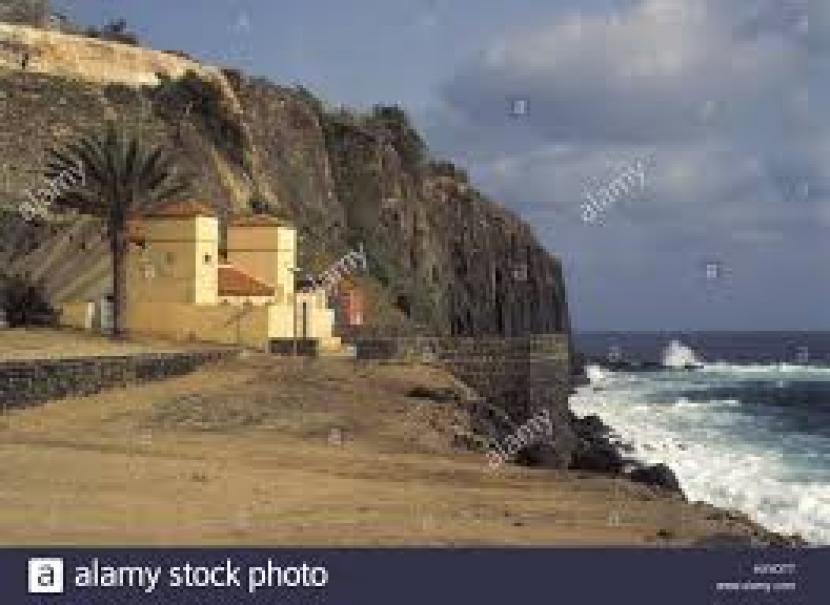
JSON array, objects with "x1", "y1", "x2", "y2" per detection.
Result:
[
  {"x1": 60, "y1": 301, "x2": 94, "y2": 330},
  {"x1": 336, "y1": 287, "x2": 364, "y2": 327},
  {"x1": 127, "y1": 301, "x2": 272, "y2": 349},
  {"x1": 276, "y1": 226, "x2": 296, "y2": 300},
  {"x1": 129, "y1": 216, "x2": 219, "y2": 305},
  {"x1": 267, "y1": 302, "x2": 294, "y2": 338},
  {"x1": 218, "y1": 295, "x2": 276, "y2": 306},
  {"x1": 295, "y1": 291, "x2": 334, "y2": 340},
  {"x1": 57, "y1": 215, "x2": 339, "y2": 349},
  {"x1": 226, "y1": 224, "x2": 297, "y2": 301}
]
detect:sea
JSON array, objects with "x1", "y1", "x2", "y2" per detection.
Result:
[{"x1": 571, "y1": 332, "x2": 830, "y2": 545}]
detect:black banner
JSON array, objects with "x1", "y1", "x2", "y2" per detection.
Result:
[{"x1": 4, "y1": 547, "x2": 827, "y2": 604}]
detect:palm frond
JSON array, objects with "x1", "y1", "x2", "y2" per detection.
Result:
[{"x1": 47, "y1": 124, "x2": 188, "y2": 219}]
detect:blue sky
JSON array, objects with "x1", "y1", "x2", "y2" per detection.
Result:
[{"x1": 53, "y1": 0, "x2": 825, "y2": 332}]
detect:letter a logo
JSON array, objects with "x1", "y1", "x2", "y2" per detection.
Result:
[{"x1": 28, "y1": 558, "x2": 65, "y2": 594}]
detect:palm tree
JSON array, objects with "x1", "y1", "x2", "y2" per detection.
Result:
[{"x1": 46, "y1": 121, "x2": 188, "y2": 338}]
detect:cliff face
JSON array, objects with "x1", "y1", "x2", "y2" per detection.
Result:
[{"x1": 0, "y1": 24, "x2": 570, "y2": 338}]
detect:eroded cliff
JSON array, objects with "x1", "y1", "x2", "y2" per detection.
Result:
[{"x1": 0, "y1": 23, "x2": 570, "y2": 338}]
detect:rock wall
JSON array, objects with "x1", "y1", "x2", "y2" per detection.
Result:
[
  {"x1": 0, "y1": 347, "x2": 237, "y2": 408},
  {"x1": 0, "y1": 22, "x2": 571, "y2": 341},
  {"x1": 350, "y1": 333, "x2": 576, "y2": 467},
  {"x1": 0, "y1": 22, "x2": 228, "y2": 88}
]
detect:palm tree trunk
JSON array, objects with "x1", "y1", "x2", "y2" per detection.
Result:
[{"x1": 110, "y1": 227, "x2": 128, "y2": 339}]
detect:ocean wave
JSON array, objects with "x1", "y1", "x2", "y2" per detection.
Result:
[
  {"x1": 662, "y1": 339, "x2": 702, "y2": 369},
  {"x1": 672, "y1": 397, "x2": 741, "y2": 409},
  {"x1": 702, "y1": 362, "x2": 830, "y2": 375},
  {"x1": 571, "y1": 381, "x2": 830, "y2": 544}
]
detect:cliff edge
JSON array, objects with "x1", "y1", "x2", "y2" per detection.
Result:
[{"x1": 0, "y1": 23, "x2": 570, "y2": 339}]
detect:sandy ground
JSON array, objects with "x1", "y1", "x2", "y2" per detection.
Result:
[
  {"x1": 0, "y1": 328, "x2": 191, "y2": 360},
  {"x1": 0, "y1": 353, "x2": 773, "y2": 546}
]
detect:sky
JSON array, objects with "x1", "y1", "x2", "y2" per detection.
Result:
[{"x1": 52, "y1": 0, "x2": 825, "y2": 332}]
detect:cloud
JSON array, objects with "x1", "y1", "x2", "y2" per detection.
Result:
[
  {"x1": 424, "y1": 0, "x2": 825, "y2": 329},
  {"x1": 440, "y1": 0, "x2": 802, "y2": 144}
]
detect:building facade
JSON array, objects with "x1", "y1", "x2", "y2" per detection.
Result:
[{"x1": 61, "y1": 201, "x2": 340, "y2": 351}]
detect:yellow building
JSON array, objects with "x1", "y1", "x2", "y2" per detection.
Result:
[{"x1": 61, "y1": 201, "x2": 341, "y2": 352}]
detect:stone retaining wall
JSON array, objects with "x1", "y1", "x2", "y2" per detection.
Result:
[
  {"x1": 269, "y1": 338, "x2": 319, "y2": 357},
  {"x1": 0, "y1": 348, "x2": 237, "y2": 409},
  {"x1": 348, "y1": 333, "x2": 576, "y2": 466}
]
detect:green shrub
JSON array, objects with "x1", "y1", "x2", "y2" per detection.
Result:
[
  {"x1": 0, "y1": 274, "x2": 57, "y2": 327},
  {"x1": 428, "y1": 160, "x2": 469, "y2": 183},
  {"x1": 83, "y1": 18, "x2": 140, "y2": 46},
  {"x1": 367, "y1": 105, "x2": 427, "y2": 168}
]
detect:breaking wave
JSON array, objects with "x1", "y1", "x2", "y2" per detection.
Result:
[{"x1": 575, "y1": 360, "x2": 830, "y2": 544}]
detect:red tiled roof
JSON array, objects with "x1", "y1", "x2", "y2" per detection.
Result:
[
  {"x1": 218, "y1": 265, "x2": 274, "y2": 297},
  {"x1": 143, "y1": 200, "x2": 217, "y2": 219}
]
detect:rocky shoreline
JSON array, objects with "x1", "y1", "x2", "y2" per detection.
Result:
[
  {"x1": 567, "y1": 409, "x2": 806, "y2": 547},
  {"x1": 407, "y1": 375, "x2": 805, "y2": 546}
]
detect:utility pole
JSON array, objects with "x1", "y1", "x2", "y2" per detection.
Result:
[{"x1": 289, "y1": 267, "x2": 303, "y2": 357}]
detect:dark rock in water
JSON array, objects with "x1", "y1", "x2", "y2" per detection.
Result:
[
  {"x1": 567, "y1": 413, "x2": 625, "y2": 473},
  {"x1": 570, "y1": 373, "x2": 590, "y2": 388},
  {"x1": 640, "y1": 361, "x2": 664, "y2": 371},
  {"x1": 615, "y1": 440, "x2": 635, "y2": 453},
  {"x1": 628, "y1": 463, "x2": 682, "y2": 493},
  {"x1": 574, "y1": 414, "x2": 610, "y2": 438},
  {"x1": 569, "y1": 440, "x2": 625, "y2": 474}
]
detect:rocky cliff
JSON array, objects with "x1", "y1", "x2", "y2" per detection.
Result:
[{"x1": 0, "y1": 23, "x2": 570, "y2": 338}]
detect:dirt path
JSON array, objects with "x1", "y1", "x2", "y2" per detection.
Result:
[{"x1": 0, "y1": 355, "x2": 771, "y2": 545}]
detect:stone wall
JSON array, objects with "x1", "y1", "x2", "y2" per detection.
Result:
[
  {"x1": 269, "y1": 338, "x2": 319, "y2": 357},
  {"x1": 349, "y1": 333, "x2": 576, "y2": 466},
  {"x1": 0, "y1": 348, "x2": 237, "y2": 409}
]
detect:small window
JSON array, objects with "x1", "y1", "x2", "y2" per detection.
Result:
[
  {"x1": 165, "y1": 252, "x2": 175, "y2": 264},
  {"x1": 204, "y1": 253, "x2": 212, "y2": 264}
]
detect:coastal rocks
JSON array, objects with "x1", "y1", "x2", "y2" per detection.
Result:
[
  {"x1": 568, "y1": 414, "x2": 625, "y2": 474},
  {"x1": 569, "y1": 439, "x2": 624, "y2": 474},
  {"x1": 574, "y1": 413, "x2": 609, "y2": 437},
  {"x1": 567, "y1": 414, "x2": 683, "y2": 495},
  {"x1": 694, "y1": 530, "x2": 806, "y2": 548},
  {"x1": 628, "y1": 463, "x2": 682, "y2": 494}
]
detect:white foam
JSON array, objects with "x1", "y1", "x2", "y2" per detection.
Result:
[
  {"x1": 572, "y1": 370, "x2": 830, "y2": 544},
  {"x1": 702, "y1": 362, "x2": 830, "y2": 376},
  {"x1": 585, "y1": 364, "x2": 611, "y2": 386},
  {"x1": 673, "y1": 397, "x2": 740, "y2": 409},
  {"x1": 662, "y1": 339, "x2": 702, "y2": 369}
]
